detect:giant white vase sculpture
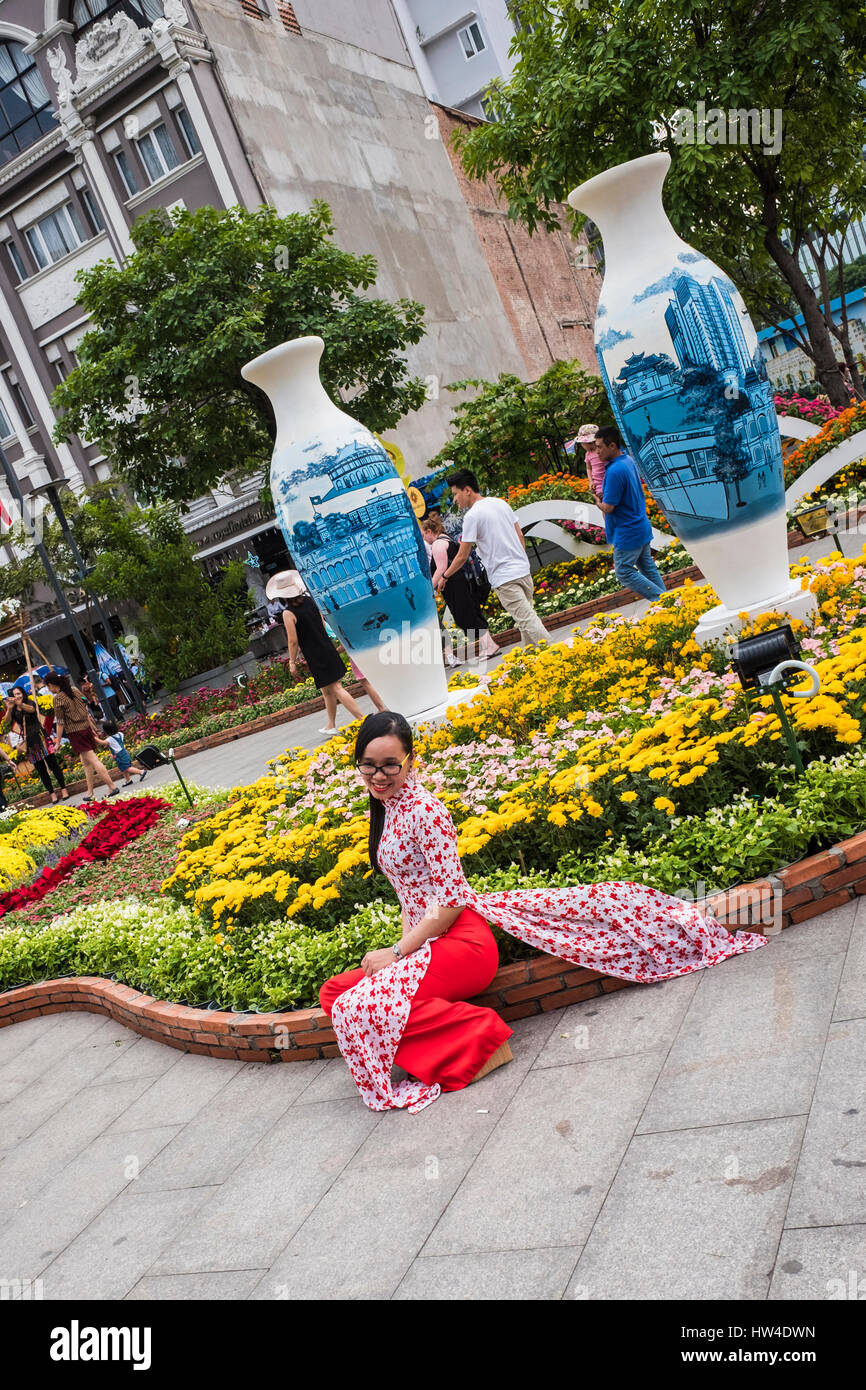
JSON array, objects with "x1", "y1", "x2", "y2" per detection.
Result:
[
  {"x1": 569, "y1": 153, "x2": 816, "y2": 642},
  {"x1": 242, "y1": 337, "x2": 448, "y2": 717}
]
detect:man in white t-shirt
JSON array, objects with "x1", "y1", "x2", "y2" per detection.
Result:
[{"x1": 439, "y1": 469, "x2": 548, "y2": 647}]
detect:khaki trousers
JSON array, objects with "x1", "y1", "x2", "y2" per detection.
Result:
[{"x1": 494, "y1": 574, "x2": 549, "y2": 646}]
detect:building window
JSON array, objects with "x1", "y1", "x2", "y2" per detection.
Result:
[
  {"x1": 53, "y1": 360, "x2": 69, "y2": 385},
  {"x1": 80, "y1": 187, "x2": 105, "y2": 235},
  {"x1": 457, "y1": 22, "x2": 486, "y2": 59},
  {"x1": 174, "y1": 108, "x2": 200, "y2": 157},
  {"x1": 0, "y1": 404, "x2": 13, "y2": 440},
  {"x1": 72, "y1": 0, "x2": 163, "y2": 31},
  {"x1": 4, "y1": 373, "x2": 34, "y2": 429},
  {"x1": 114, "y1": 149, "x2": 139, "y2": 197},
  {"x1": 136, "y1": 123, "x2": 181, "y2": 183},
  {"x1": 23, "y1": 202, "x2": 89, "y2": 271},
  {"x1": 0, "y1": 42, "x2": 55, "y2": 167},
  {"x1": 5, "y1": 239, "x2": 26, "y2": 283}
]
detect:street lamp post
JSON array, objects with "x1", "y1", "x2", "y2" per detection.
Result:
[
  {"x1": 0, "y1": 447, "x2": 113, "y2": 713},
  {"x1": 29, "y1": 479, "x2": 147, "y2": 718}
]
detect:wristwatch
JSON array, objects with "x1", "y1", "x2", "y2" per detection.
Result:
[{"x1": 392, "y1": 942, "x2": 404, "y2": 960}]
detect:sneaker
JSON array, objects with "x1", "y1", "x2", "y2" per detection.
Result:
[
  {"x1": 108, "y1": 788, "x2": 121, "y2": 797},
  {"x1": 139, "y1": 770, "x2": 148, "y2": 781}
]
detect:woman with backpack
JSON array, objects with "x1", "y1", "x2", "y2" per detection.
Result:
[
  {"x1": 422, "y1": 514, "x2": 499, "y2": 659},
  {"x1": 44, "y1": 671, "x2": 118, "y2": 800}
]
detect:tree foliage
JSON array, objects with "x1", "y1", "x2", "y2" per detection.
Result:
[
  {"x1": 0, "y1": 488, "x2": 249, "y2": 690},
  {"x1": 458, "y1": 0, "x2": 866, "y2": 406},
  {"x1": 428, "y1": 359, "x2": 612, "y2": 492},
  {"x1": 52, "y1": 202, "x2": 428, "y2": 503}
]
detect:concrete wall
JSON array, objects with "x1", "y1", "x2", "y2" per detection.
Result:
[
  {"x1": 289, "y1": 0, "x2": 411, "y2": 65},
  {"x1": 195, "y1": 0, "x2": 529, "y2": 474},
  {"x1": 434, "y1": 106, "x2": 600, "y2": 380}
]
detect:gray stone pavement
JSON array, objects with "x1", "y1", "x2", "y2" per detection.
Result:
[{"x1": 0, "y1": 898, "x2": 863, "y2": 1300}]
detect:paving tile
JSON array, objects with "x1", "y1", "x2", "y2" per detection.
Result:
[
  {"x1": 0, "y1": 1076, "x2": 156, "y2": 1219},
  {"x1": 394, "y1": 1247, "x2": 580, "y2": 1300},
  {"x1": 784, "y1": 1019, "x2": 866, "y2": 1228},
  {"x1": 0, "y1": 1125, "x2": 181, "y2": 1280},
  {"x1": 125, "y1": 1269, "x2": 267, "y2": 1300},
  {"x1": 90, "y1": 1034, "x2": 184, "y2": 1085},
  {"x1": 770, "y1": 903, "x2": 856, "y2": 961},
  {"x1": 134, "y1": 1060, "x2": 322, "y2": 1191},
  {"x1": 422, "y1": 1050, "x2": 665, "y2": 1257},
  {"x1": 0, "y1": 1012, "x2": 108, "y2": 1103},
  {"x1": 0, "y1": 1010, "x2": 65, "y2": 1063},
  {"x1": 0, "y1": 1022, "x2": 154, "y2": 1147},
  {"x1": 566, "y1": 1116, "x2": 805, "y2": 1300},
  {"x1": 532, "y1": 971, "x2": 701, "y2": 1071},
  {"x1": 769, "y1": 1225, "x2": 866, "y2": 1300},
  {"x1": 637, "y1": 947, "x2": 844, "y2": 1133},
  {"x1": 147, "y1": 1098, "x2": 379, "y2": 1275},
  {"x1": 293, "y1": 1055, "x2": 366, "y2": 1105},
  {"x1": 106, "y1": 1051, "x2": 241, "y2": 1133},
  {"x1": 348, "y1": 1011, "x2": 560, "y2": 1171},
  {"x1": 39, "y1": 1186, "x2": 221, "y2": 1301},
  {"x1": 251, "y1": 1014, "x2": 561, "y2": 1299},
  {"x1": 834, "y1": 898, "x2": 866, "y2": 1022}
]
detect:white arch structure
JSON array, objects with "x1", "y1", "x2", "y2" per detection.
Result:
[{"x1": 515, "y1": 412, "x2": 866, "y2": 557}]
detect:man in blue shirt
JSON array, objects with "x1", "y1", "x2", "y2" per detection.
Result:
[{"x1": 593, "y1": 426, "x2": 666, "y2": 601}]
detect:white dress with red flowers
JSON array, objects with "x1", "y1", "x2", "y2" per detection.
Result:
[{"x1": 329, "y1": 774, "x2": 767, "y2": 1113}]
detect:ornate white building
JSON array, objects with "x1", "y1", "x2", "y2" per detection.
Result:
[{"x1": 0, "y1": 0, "x2": 560, "y2": 673}]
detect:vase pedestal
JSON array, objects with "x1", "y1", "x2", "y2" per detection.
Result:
[
  {"x1": 406, "y1": 683, "x2": 488, "y2": 727},
  {"x1": 694, "y1": 583, "x2": 817, "y2": 647}
]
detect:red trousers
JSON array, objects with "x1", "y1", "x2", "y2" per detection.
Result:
[{"x1": 319, "y1": 907, "x2": 513, "y2": 1092}]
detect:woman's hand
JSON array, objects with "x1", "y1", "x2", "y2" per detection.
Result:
[{"x1": 361, "y1": 947, "x2": 399, "y2": 976}]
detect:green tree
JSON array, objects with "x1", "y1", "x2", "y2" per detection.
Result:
[
  {"x1": 458, "y1": 0, "x2": 866, "y2": 407},
  {"x1": 52, "y1": 202, "x2": 427, "y2": 504},
  {"x1": 825, "y1": 251, "x2": 866, "y2": 302},
  {"x1": 0, "y1": 489, "x2": 250, "y2": 691},
  {"x1": 428, "y1": 359, "x2": 611, "y2": 492}
]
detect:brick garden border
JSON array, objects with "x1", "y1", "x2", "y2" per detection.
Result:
[{"x1": 2, "y1": 827, "x2": 864, "y2": 1060}]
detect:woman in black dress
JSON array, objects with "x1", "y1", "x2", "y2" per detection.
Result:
[
  {"x1": 3, "y1": 685, "x2": 68, "y2": 802},
  {"x1": 423, "y1": 515, "x2": 499, "y2": 659},
  {"x1": 268, "y1": 571, "x2": 366, "y2": 737}
]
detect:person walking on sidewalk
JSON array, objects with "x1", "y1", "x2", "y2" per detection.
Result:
[
  {"x1": 267, "y1": 570, "x2": 367, "y2": 738},
  {"x1": 44, "y1": 671, "x2": 118, "y2": 799},
  {"x1": 423, "y1": 514, "x2": 499, "y2": 660},
  {"x1": 593, "y1": 426, "x2": 666, "y2": 602},
  {"x1": 445, "y1": 470, "x2": 548, "y2": 648}
]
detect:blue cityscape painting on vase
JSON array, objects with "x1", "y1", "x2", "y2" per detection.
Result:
[
  {"x1": 596, "y1": 261, "x2": 783, "y2": 543},
  {"x1": 271, "y1": 426, "x2": 436, "y2": 657}
]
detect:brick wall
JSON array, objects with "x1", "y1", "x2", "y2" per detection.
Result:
[{"x1": 432, "y1": 105, "x2": 600, "y2": 379}]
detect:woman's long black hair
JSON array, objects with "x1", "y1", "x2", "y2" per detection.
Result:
[
  {"x1": 45, "y1": 670, "x2": 74, "y2": 698},
  {"x1": 354, "y1": 711, "x2": 413, "y2": 872}
]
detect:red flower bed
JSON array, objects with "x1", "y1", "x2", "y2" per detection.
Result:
[{"x1": 0, "y1": 796, "x2": 169, "y2": 919}]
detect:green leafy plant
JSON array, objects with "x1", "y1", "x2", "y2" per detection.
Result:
[{"x1": 52, "y1": 202, "x2": 427, "y2": 504}]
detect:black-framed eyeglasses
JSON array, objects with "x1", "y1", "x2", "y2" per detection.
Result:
[{"x1": 356, "y1": 751, "x2": 412, "y2": 780}]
